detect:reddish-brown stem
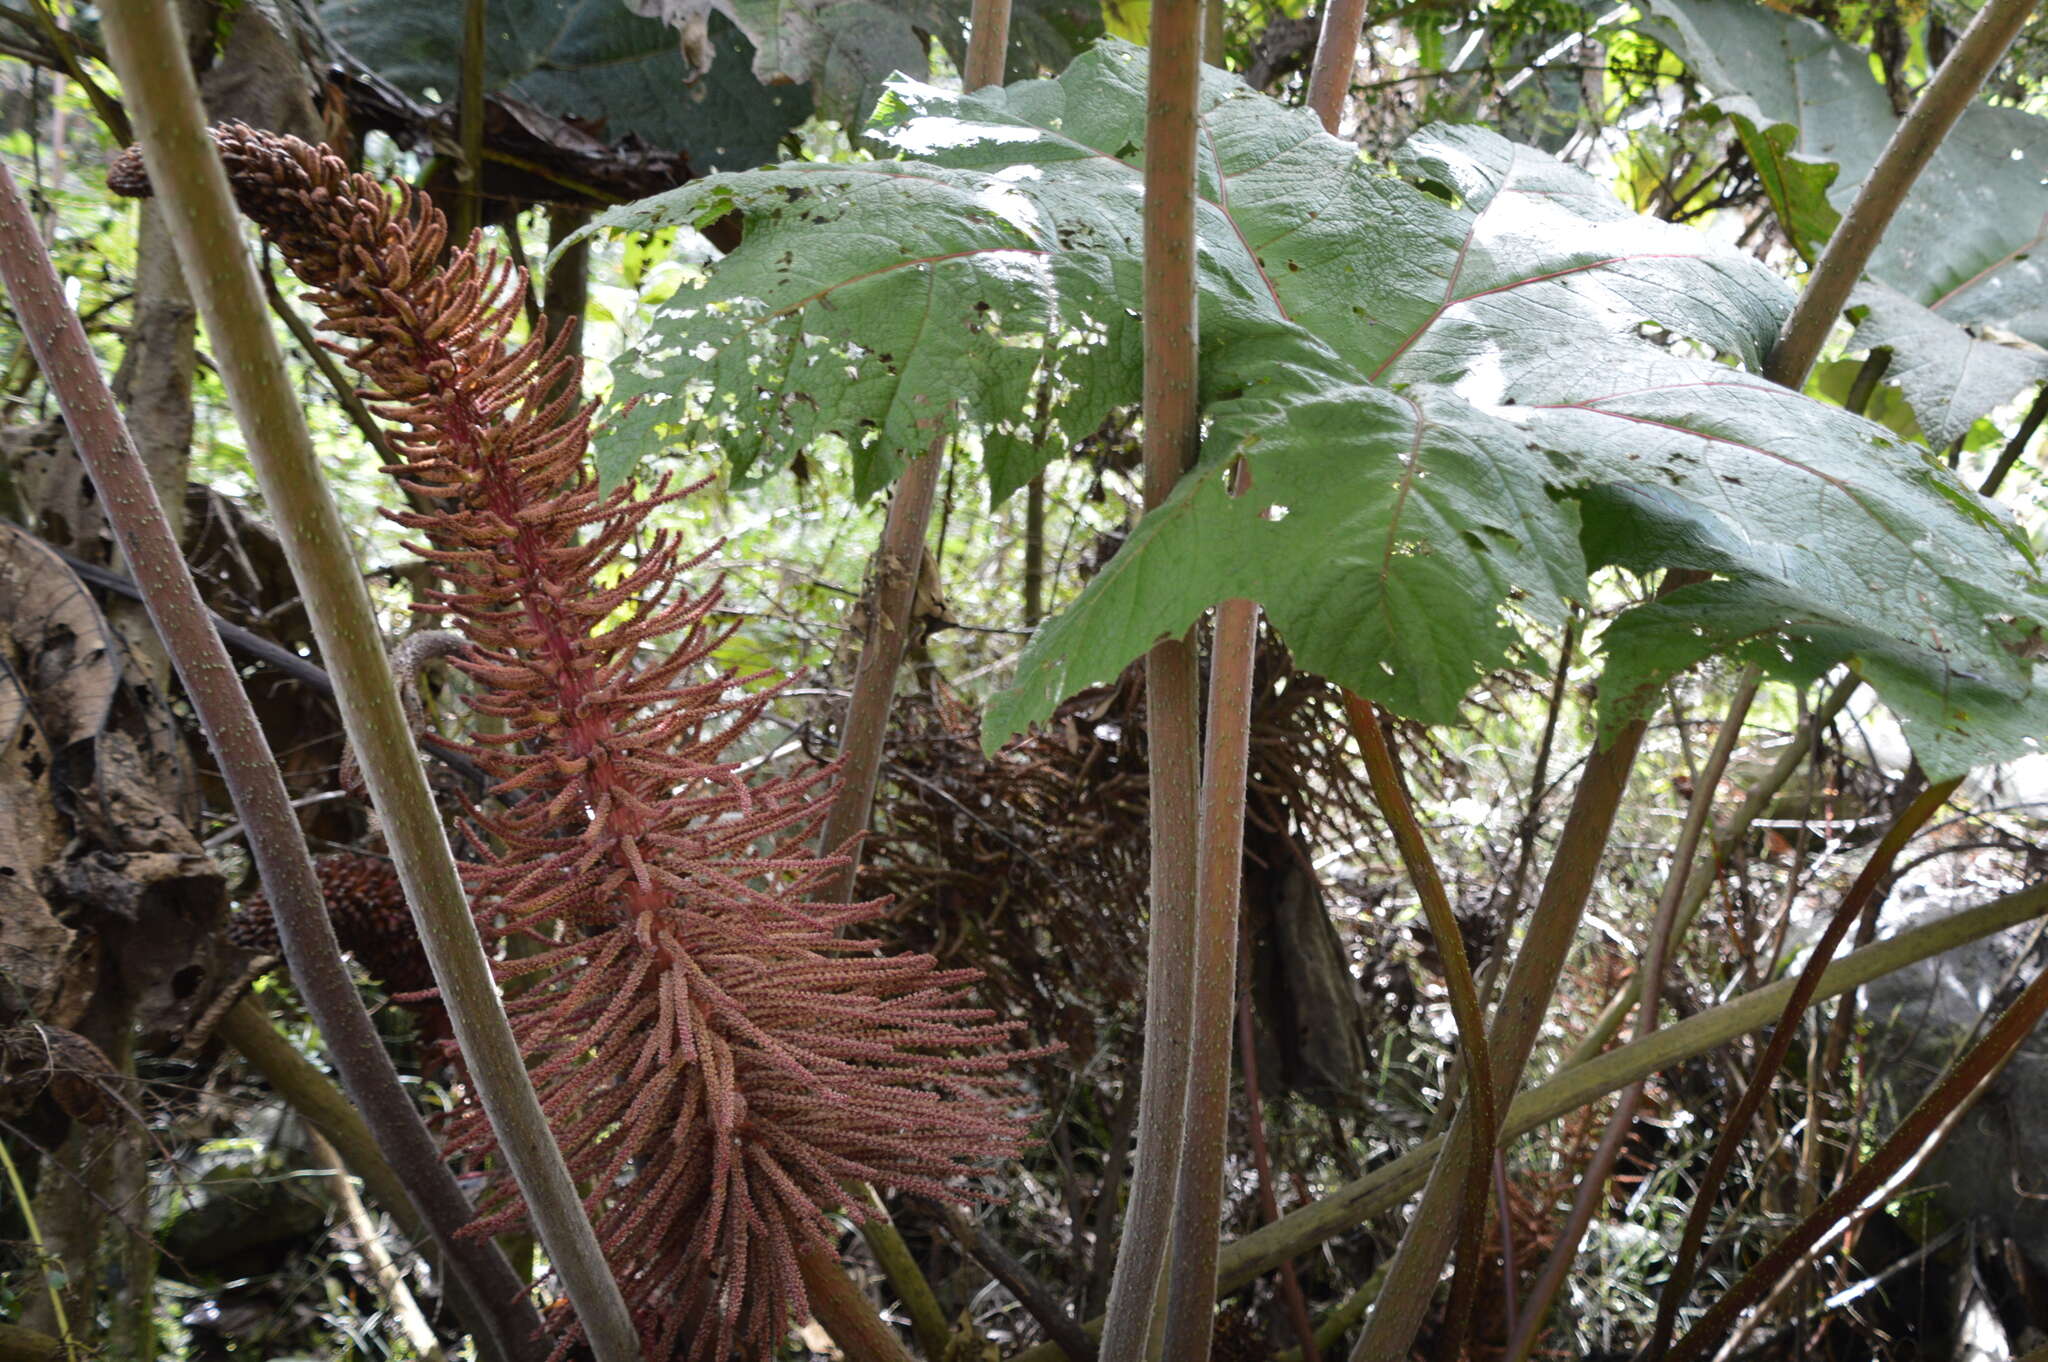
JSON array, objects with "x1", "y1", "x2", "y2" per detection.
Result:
[
  {"x1": 817, "y1": 435, "x2": 946, "y2": 898},
  {"x1": 1097, "y1": 0, "x2": 1206, "y2": 1353},
  {"x1": 1158, "y1": 594, "x2": 1260, "y2": 1362},
  {"x1": 965, "y1": 0, "x2": 1014, "y2": 88},
  {"x1": 1305, "y1": 0, "x2": 1369, "y2": 132},
  {"x1": 1351, "y1": 707, "x2": 1654, "y2": 1361},
  {"x1": 1666, "y1": 948, "x2": 2048, "y2": 1362},
  {"x1": 794, "y1": 1239, "x2": 918, "y2": 1362},
  {"x1": 1507, "y1": 668, "x2": 1760, "y2": 1360},
  {"x1": 1237, "y1": 985, "x2": 1321, "y2": 1362},
  {"x1": 0, "y1": 158, "x2": 543, "y2": 1362},
  {"x1": 1644, "y1": 776, "x2": 1959, "y2": 1359},
  {"x1": 1342, "y1": 692, "x2": 1496, "y2": 1360}
]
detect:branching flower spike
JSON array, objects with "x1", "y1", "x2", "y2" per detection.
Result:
[{"x1": 112, "y1": 127, "x2": 1034, "y2": 1361}]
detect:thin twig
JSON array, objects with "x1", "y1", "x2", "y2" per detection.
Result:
[
  {"x1": 1095, "y1": 0, "x2": 1206, "y2": 1352},
  {"x1": 1644, "y1": 778, "x2": 1960, "y2": 1359},
  {"x1": 934, "y1": 1202, "x2": 1099, "y2": 1361},
  {"x1": 22, "y1": 0, "x2": 128, "y2": 143},
  {"x1": 1562, "y1": 675, "x2": 1859, "y2": 1066},
  {"x1": 259, "y1": 262, "x2": 399, "y2": 469},
  {"x1": 308, "y1": 1127, "x2": 448, "y2": 1362},
  {"x1": 1343, "y1": 692, "x2": 1496, "y2": 1360},
  {"x1": 1236, "y1": 982, "x2": 1320, "y2": 1362},
  {"x1": 1004, "y1": 877, "x2": 2048, "y2": 1362},
  {"x1": 1980, "y1": 380, "x2": 2048, "y2": 497}
]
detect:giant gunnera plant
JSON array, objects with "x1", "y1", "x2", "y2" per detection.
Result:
[{"x1": 111, "y1": 127, "x2": 1033, "y2": 1362}]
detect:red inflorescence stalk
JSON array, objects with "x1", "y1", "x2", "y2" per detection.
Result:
[{"x1": 112, "y1": 128, "x2": 1032, "y2": 1362}]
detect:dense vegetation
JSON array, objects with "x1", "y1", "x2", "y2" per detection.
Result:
[{"x1": 3, "y1": 1, "x2": 2047, "y2": 1360}]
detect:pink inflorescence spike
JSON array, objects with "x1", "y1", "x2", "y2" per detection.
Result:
[{"x1": 114, "y1": 126, "x2": 1035, "y2": 1361}]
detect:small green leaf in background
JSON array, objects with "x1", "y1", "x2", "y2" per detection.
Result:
[{"x1": 1100, "y1": 0, "x2": 1148, "y2": 43}]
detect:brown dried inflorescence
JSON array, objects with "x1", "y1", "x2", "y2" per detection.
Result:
[
  {"x1": 113, "y1": 127, "x2": 1032, "y2": 1360},
  {"x1": 229, "y1": 852, "x2": 433, "y2": 996}
]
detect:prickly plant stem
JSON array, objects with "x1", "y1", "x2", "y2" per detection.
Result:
[
  {"x1": 1342, "y1": 692, "x2": 1497, "y2": 1361},
  {"x1": 0, "y1": 155, "x2": 540, "y2": 1362},
  {"x1": 1506, "y1": 667, "x2": 1761, "y2": 1361},
  {"x1": 1158, "y1": 594, "x2": 1259, "y2": 1362},
  {"x1": 1305, "y1": 0, "x2": 1368, "y2": 132},
  {"x1": 817, "y1": 435, "x2": 946, "y2": 897},
  {"x1": 1097, "y1": 0, "x2": 1205, "y2": 1356},
  {"x1": 1765, "y1": 0, "x2": 2039, "y2": 388},
  {"x1": 965, "y1": 0, "x2": 1014, "y2": 88},
  {"x1": 794, "y1": 1240, "x2": 918, "y2": 1362},
  {"x1": 1004, "y1": 877, "x2": 2048, "y2": 1362},
  {"x1": 1350, "y1": 701, "x2": 1655, "y2": 1362},
  {"x1": 1644, "y1": 776, "x2": 1961, "y2": 1359},
  {"x1": 93, "y1": 7, "x2": 639, "y2": 1358},
  {"x1": 802, "y1": 434, "x2": 954, "y2": 1361}
]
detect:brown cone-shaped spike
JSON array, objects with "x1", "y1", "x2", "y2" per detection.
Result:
[{"x1": 120, "y1": 125, "x2": 1036, "y2": 1362}]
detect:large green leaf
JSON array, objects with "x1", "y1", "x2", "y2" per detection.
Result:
[
  {"x1": 1596, "y1": 580, "x2": 2047, "y2": 779},
  {"x1": 1642, "y1": 0, "x2": 2048, "y2": 426},
  {"x1": 983, "y1": 329, "x2": 1587, "y2": 736},
  {"x1": 587, "y1": 42, "x2": 1786, "y2": 497},
  {"x1": 322, "y1": 0, "x2": 810, "y2": 171},
  {"x1": 1484, "y1": 348, "x2": 2048, "y2": 774},
  {"x1": 588, "y1": 157, "x2": 1141, "y2": 498},
  {"x1": 1849, "y1": 281, "x2": 2048, "y2": 451},
  {"x1": 581, "y1": 41, "x2": 2048, "y2": 774}
]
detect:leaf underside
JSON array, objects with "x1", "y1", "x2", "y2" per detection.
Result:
[{"x1": 324, "y1": 0, "x2": 811, "y2": 172}]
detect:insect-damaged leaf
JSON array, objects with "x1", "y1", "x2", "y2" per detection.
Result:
[{"x1": 585, "y1": 41, "x2": 2048, "y2": 775}]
